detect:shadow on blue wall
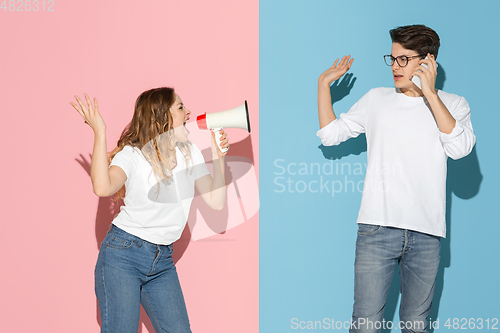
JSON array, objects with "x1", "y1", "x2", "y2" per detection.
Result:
[{"x1": 317, "y1": 65, "x2": 483, "y2": 331}]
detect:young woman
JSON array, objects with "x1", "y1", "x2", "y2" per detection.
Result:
[{"x1": 71, "y1": 87, "x2": 229, "y2": 333}]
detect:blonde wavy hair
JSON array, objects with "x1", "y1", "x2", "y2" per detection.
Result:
[{"x1": 109, "y1": 87, "x2": 192, "y2": 198}]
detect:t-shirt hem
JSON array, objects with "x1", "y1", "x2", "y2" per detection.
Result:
[
  {"x1": 112, "y1": 222, "x2": 176, "y2": 245},
  {"x1": 356, "y1": 220, "x2": 445, "y2": 238}
]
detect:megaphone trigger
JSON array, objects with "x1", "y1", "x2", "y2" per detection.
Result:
[{"x1": 211, "y1": 127, "x2": 228, "y2": 154}]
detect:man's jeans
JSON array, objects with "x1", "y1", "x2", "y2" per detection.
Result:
[
  {"x1": 95, "y1": 225, "x2": 191, "y2": 333},
  {"x1": 350, "y1": 224, "x2": 440, "y2": 333}
]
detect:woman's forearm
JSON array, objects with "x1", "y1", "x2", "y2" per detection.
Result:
[
  {"x1": 209, "y1": 156, "x2": 226, "y2": 210},
  {"x1": 90, "y1": 131, "x2": 113, "y2": 197}
]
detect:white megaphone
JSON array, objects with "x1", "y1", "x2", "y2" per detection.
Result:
[{"x1": 196, "y1": 101, "x2": 250, "y2": 153}]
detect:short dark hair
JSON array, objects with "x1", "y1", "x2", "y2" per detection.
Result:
[{"x1": 390, "y1": 25, "x2": 440, "y2": 59}]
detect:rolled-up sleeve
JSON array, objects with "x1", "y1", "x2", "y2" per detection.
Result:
[
  {"x1": 316, "y1": 91, "x2": 368, "y2": 146},
  {"x1": 439, "y1": 96, "x2": 476, "y2": 160}
]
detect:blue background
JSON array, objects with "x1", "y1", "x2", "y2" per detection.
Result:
[{"x1": 260, "y1": 0, "x2": 499, "y2": 332}]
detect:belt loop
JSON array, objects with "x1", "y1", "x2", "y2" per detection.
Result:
[{"x1": 136, "y1": 240, "x2": 143, "y2": 248}]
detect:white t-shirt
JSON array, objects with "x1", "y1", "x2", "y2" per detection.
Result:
[
  {"x1": 110, "y1": 143, "x2": 210, "y2": 244},
  {"x1": 317, "y1": 87, "x2": 475, "y2": 237}
]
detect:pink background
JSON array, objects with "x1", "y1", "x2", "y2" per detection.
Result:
[{"x1": 0, "y1": 1, "x2": 258, "y2": 332}]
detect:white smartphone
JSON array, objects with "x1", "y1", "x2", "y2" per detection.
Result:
[{"x1": 412, "y1": 56, "x2": 428, "y2": 89}]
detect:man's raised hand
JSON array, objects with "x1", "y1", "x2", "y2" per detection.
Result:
[{"x1": 319, "y1": 55, "x2": 354, "y2": 86}]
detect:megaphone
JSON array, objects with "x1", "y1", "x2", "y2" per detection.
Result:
[{"x1": 196, "y1": 101, "x2": 250, "y2": 153}]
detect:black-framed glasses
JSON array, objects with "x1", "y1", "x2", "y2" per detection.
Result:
[{"x1": 383, "y1": 54, "x2": 425, "y2": 67}]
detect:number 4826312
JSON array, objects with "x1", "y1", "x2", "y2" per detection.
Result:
[{"x1": 1, "y1": 0, "x2": 54, "y2": 11}]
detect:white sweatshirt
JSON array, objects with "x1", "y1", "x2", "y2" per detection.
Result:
[{"x1": 317, "y1": 87, "x2": 475, "y2": 237}]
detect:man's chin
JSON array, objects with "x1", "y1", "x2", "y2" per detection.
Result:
[{"x1": 395, "y1": 82, "x2": 412, "y2": 91}]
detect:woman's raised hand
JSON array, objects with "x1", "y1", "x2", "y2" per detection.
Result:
[
  {"x1": 319, "y1": 55, "x2": 354, "y2": 86},
  {"x1": 70, "y1": 93, "x2": 106, "y2": 134}
]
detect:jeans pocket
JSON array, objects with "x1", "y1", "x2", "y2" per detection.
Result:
[
  {"x1": 107, "y1": 234, "x2": 134, "y2": 249},
  {"x1": 357, "y1": 223, "x2": 382, "y2": 236}
]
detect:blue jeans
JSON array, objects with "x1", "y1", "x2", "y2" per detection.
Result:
[
  {"x1": 95, "y1": 225, "x2": 191, "y2": 333},
  {"x1": 350, "y1": 224, "x2": 440, "y2": 333}
]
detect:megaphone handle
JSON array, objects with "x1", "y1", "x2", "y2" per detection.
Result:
[{"x1": 212, "y1": 127, "x2": 228, "y2": 154}]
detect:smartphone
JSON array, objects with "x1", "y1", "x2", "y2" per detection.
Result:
[{"x1": 411, "y1": 56, "x2": 428, "y2": 89}]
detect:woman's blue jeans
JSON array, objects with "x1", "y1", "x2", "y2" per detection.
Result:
[
  {"x1": 350, "y1": 224, "x2": 441, "y2": 333},
  {"x1": 95, "y1": 225, "x2": 192, "y2": 333}
]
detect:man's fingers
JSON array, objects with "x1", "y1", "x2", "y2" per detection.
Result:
[
  {"x1": 338, "y1": 55, "x2": 352, "y2": 70},
  {"x1": 347, "y1": 58, "x2": 354, "y2": 70},
  {"x1": 412, "y1": 70, "x2": 422, "y2": 79},
  {"x1": 340, "y1": 55, "x2": 350, "y2": 66},
  {"x1": 338, "y1": 56, "x2": 346, "y2": 67}
]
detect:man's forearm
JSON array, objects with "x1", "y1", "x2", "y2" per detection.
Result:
[
  {"x1": 318, "y1": 77, "x2": 337, "y2": 129},
  {"x1": 426, "y1": 93, "x2": 456, "y2": 134}
]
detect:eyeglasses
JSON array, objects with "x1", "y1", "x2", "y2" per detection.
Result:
[{"x1": 383, "y1": 54, "x2": 425, "y2": 67}]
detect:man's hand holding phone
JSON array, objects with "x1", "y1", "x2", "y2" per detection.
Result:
[{"x1": 412, "y1": 54, "x2": 438, "y2": 96}]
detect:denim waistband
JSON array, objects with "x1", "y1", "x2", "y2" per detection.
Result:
[{"x1": 108, "y1": 224, "x2": 173, "y2": 249}]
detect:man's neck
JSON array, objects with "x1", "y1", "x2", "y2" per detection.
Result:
[{"x1": 400, "y1": 86, "x2": 424, "y2": 97}]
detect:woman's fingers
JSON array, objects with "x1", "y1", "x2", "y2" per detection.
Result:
[
  {"x1": 70, "y1": 102, "x2": 85, "y2": 119},
  {"x1": 85, "y1": 93, "x2": 92, "y2": 110},
  {"x1": 71, "y1": 94, "x2": 106, "y2": 132},
  {"x1": 75, "y1": 95, "x2": 89, "y2": 116},
  {"x1": 214, "y1": 130, "x2": 229, "y2": 150}
]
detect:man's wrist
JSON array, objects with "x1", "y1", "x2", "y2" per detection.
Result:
[
  {"x1": 318, "y1": 75, "x2": 333, "y2": 87},
  {"x1": 424, "y1": 89, "x2": 439, "y2": 101}
]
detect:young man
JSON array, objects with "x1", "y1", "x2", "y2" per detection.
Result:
[{"x1": 317, "y1": 25, "x2": 475, "y2": 333}]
